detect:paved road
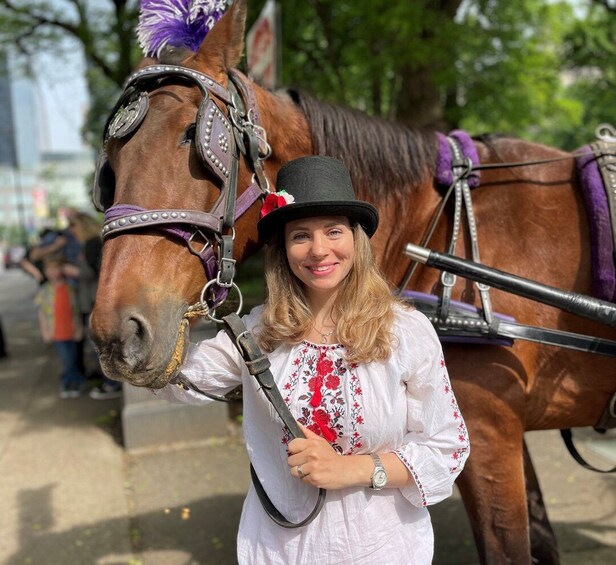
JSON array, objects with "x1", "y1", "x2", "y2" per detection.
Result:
[{"x1": 1, "y1": 269, "x2": 614, "y2": 564}]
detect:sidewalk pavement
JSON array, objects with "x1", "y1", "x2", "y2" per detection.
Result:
[{"x1": 1, "y1": 276, "x2": 614, "y2": 564}]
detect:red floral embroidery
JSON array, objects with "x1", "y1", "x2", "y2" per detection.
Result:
[
  {"x1": 308, "y1": 375, "x2": 323, "y2": 407},
  {"x1": 440, "y1": 355, "x2": 469, "y2": 473},
  {"x1": 312, "y1": 408, "x2": 330, "y2": 426},
  {"x1": 313, "y1": 409, "x2": 337, "y2": 441},
  {"x1": 281, "y1": 342, "x2": 364, "y2": 454},
  {"x1": 316, "y1": 356, "x2": 334, "y2": 376},
  {"x1": 325, "y1": 374, "x2": 340, "y2": 390}
]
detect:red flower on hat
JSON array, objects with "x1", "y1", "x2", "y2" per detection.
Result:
[{"x1": 260, "y1": 190, "x2": 295, "y2": 218}]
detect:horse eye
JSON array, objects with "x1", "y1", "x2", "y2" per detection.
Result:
[{"x1": 181, "y1": 123, "x2": 196, "y2": 145}]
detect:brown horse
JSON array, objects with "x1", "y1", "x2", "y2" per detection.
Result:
[{"x1": 89, "y1": 2, "x2": 616, "y2": 563}]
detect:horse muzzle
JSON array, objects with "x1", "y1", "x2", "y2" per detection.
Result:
[{"x1": 90, "y1": 304, "x2": 188, "y2": 389}]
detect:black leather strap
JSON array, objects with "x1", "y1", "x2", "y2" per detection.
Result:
[
  {"x1": 496, "y1": 320, "x2": 616, "y2": 357},
  {"x1": 560, "y1": 429, "x2": 616, "y2": 473},
  {"x1": 222, "y1": 313, "x2": 327, "y2": 528}
]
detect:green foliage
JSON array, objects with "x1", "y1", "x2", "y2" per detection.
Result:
[
  {"x1": 0, "y1": 223, "x2": 26, "y2": 245},
  {"x1": 272, "y1": 0, "x2": 464, "y2": 121},
  {"x1": 558, "y1": 0, "x2": 616, "y2": 147},
  {"x1": 2, "y1": 0, "x2": 615, "y2": 150}
]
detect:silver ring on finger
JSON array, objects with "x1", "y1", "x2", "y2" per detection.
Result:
[{"x1": 296, "y1": 464, "x2": 306, "y2": 479}]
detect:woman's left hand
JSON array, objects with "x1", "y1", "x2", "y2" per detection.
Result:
[{"x1": 287, "y1": 424, "x2": 358, "y2": 489}]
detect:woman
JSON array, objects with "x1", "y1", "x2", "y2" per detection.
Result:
[
  {"x1": 66, "y1": 212, "x2": 122, "y2": 399},
  {"x1": 154, "y1": 156, "x2": 469, "y2": 564}
]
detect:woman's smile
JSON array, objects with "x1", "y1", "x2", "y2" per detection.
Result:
[
  {"x1": 306, "y1": 263, "x2": 338, "y2": 276},
  {"x1": 285, "y1": 216, "x2": 355, "y2": 299}
]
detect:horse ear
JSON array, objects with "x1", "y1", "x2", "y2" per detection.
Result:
[{"x1": 194, "y1": 0, "x2": 247, "y2": 75}]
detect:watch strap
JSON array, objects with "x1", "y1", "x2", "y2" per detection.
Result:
[
  {"x1": 370, "y1": 452, "x2": 383, "y2": 469},
  {"x1": 370, "y1": 452, "x2": 387, "y2": 489}
]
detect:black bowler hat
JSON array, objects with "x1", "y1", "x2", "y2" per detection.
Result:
[{"x1": 257, "y1": 156, "x2": 379, "y2": 242}]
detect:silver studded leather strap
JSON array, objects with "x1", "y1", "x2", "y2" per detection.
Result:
[{"x1": 102, "y1": 208, "x2": 222, "y2": 238}]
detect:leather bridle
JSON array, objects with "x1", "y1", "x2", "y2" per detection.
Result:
[{"x1": 94, "y1": 64, "x2": 271, "y2": 310}]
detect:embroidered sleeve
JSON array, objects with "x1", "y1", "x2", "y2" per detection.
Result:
[{"x1": 393, "y1": 311, "x2": 470, "y2": 507}]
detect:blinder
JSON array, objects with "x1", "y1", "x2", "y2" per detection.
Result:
[
  {"x1": 196, "y1": 97, "x2": 235, "y2": 186},
  {"x1": 93, "y1": 65, "x2": 240, "y2": 214},
  {"x1": 93, "y1": 88, "x2": 150, "y2": 213},
  {"x1": 93, "y1": 151, "x2": 115, "y2": 213},
  {"x1": 108, "y1": 91, "x2": 150, "y2": 139}
]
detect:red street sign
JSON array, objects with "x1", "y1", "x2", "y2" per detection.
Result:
[{"x1": 246, "y1": 0, "x2": 278, "y2": 89}]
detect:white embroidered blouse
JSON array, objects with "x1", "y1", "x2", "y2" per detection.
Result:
[{"x1": 154, "y1": 305, "x2": 469, "y2": 564}]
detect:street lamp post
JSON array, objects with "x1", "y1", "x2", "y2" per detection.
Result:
[{"x1": 13, "y1": 167, "x2": 28, "y2": 247}]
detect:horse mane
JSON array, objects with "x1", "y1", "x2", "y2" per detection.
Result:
[{"x1": 288, "y1": 89, "x2": 438, "y2": 201}]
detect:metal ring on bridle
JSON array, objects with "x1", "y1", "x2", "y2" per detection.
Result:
[
  {"x1": 215, "y1": 227, "x2": 236, "y2": 242},
  {"x1": 188, "y1": 229, "x2": 211, "y2": 256},
  {"x1": 199, "y1": 279, "x2": 243, "y2": 323},
  {"x1": 595, "y1": 123, "x2": 616, "y2": 143}
]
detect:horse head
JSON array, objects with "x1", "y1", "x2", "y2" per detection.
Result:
[{"x1": 90, "y1": 0, "x2": 311, "y2": 387}]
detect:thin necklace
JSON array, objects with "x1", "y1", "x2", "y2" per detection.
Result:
[{"x1": 315, "y1": 326, "x2": 335, "y2": 343}]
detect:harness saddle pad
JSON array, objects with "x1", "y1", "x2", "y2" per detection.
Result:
[{"x1": 576, "y1": 141, "x2": 616, "y2": 303}]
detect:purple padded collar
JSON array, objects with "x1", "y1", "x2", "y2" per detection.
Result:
[
  {"x1": 576, "y1": 146, "x2": 616, "y2": 302},
  {"x1": 435, "y1": 130, "x2": 481, "y2": 189}
]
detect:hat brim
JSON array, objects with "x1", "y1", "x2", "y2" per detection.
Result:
[{"x1": 257, "y1": 201, "x2": 379, "y2": 242}]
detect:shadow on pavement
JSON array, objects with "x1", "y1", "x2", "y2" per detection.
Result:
[
  {"x1": 6, "y1": 487, "x2": 616, "y2": 565},
  {"x1": 5, "y1": 493, "x2": 244, "y2": 565}
]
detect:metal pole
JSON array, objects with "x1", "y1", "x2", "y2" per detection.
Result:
[
  {"x1": 13, "y1": 167, "x2": 28, "y2": 247},
  {"x1": 404, "y1": 243, "x2": 616, "y2": 327}
]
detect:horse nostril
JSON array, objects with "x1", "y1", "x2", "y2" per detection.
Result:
[{"x1": 120, "y1": 314, "x2": 153, "y2": 368}]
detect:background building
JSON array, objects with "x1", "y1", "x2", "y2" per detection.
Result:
[{"x1": 0, "y1": 49, "x2": 94, "y2": 246}]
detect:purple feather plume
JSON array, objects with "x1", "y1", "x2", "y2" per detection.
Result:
[{"x1": 137, "y1": 0, "x2": 228, "y2": 58}]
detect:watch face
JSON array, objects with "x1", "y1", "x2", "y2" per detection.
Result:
[{"x1": 373, "y1": 469, "x2": 387, "y2": 488}]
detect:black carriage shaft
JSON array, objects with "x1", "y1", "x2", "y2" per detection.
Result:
[{"x1": 405, "y1": 243, "x2": 616, "y2": 327}]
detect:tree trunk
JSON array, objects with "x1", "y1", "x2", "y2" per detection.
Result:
[{"x1": 395, "y1": 63, "x2": 448, "y2": 131}]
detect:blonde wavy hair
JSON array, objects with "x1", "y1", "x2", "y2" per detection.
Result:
[{"x1": 258, "y1": 224, "x2": 408, "y2": 364}]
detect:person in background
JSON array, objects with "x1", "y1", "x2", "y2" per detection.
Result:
[
  {"x1": 19, "y1": 227, "x2": 57, "y2": 285},
  {"x1": 28, "y1": 220, "x2": 84, "y2": 372},
  {"x1": 28, "y1": 224, "x2": 81, "y2": 267},
  {"x1": 65, "y1": 212, "x2": 122, "y2": 400},
  {"x1": 35, "y1": 255, "x2": 85, "y2": 399}
]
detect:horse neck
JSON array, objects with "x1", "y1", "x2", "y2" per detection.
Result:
[{"x1": 253, "y1": 88, "x2": 313, "y2": 170}]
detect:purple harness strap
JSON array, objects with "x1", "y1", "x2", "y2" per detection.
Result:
[
  {"x1": 576, "y1": 146, "x2": 616, "y2": 302},
  {"x1": 435, "y1": 130, "x2": 481, "y2": 189},
  {"x1": 103, "y1": 182, "x2": 264, "y2": 305},
  {"x1": 434, "y1": 132, "x2": 615, "y2": 302}
]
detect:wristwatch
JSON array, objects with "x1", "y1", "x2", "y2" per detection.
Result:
[{"x1": 370, "y1": 453, "x2": 388, "y2": 490}]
